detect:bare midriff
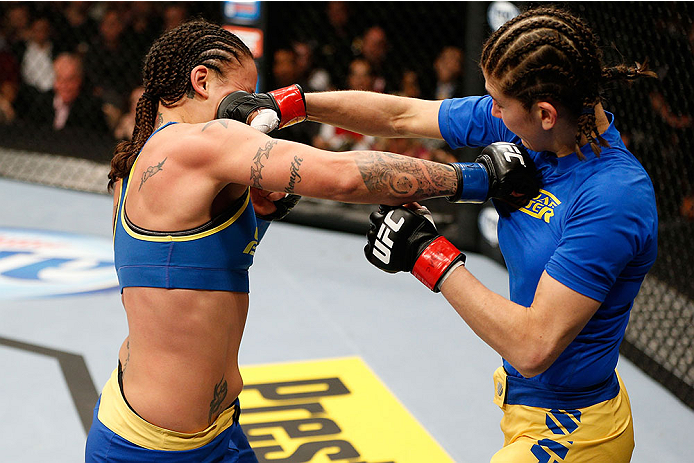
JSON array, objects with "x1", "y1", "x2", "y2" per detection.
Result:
[{"x1": 118, "y1": 286, "x2": 249, "y2": 433}]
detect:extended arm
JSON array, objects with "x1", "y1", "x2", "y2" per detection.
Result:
[
  {"x1": 214, "y1": 93, "x2": 539, "y2": 205},
  {"x1": 187, "y1": 120, "x2": 458, "y2": 205},
  {"x1": 305, "y1": 90, "x2": 444, "y2": 139}
]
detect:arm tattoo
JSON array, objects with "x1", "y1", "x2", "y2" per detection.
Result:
[
  {"x1": 202, "y1": 120, "x2": 228, "y2": 132},
  {"x1": 139, "y1": 157, "x2": 167, "y2": 191},
  {"x1": 209, "y1": 375, "x2": 228, "y2": 424},
  {"x1": 285, "y1": 155, "x2": 303, "y2": 193},
  {"x1": 355, "y1": 152, "x2": 457, "y2": 199},
  {"x1": 250, "y1": 140, "x2": 278, "y2": 189}
]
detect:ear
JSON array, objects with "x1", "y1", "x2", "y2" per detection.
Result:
[
  {"x1": 190, "y1": 65, "x2": 211, "y2": 99},
  {"x1": 536, "y1": 101, "x2": 558, "y2": 130}
]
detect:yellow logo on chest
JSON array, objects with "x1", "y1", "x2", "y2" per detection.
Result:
[{"x1": 520, "y1": 189, "x2": 561, "y2": 223}]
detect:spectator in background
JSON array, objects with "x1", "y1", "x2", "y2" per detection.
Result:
[
  {"x1": 85, "y1": 8, "x2": 141, "y2": 129},
  {"x1": 0, "y1": 31, "x2": 20, "y2": 124},
  {"x1": 354, "y1": 25, "x2": 393, "y2": 92},
  {"x1": 313, "y1": 58, "x2": 376, "y2": 151},
  {"x1": 432, "y1": 46, "x2": 464, "y2": 100},
  {"x1": 124, "y1": 2, "x2": 161, "y2": 60},
  {"x1": 162, "y1": 3, "x2": 189, "y2": 32},
  {"x1": 398, "y1": 69, "x2": 422, "y2": 98},
  {"x1": 319, "y1": 1, "x2": 355, "y2": 88},
  {"x1": 28, "y1": 53, "x2": 109, "y2": 134},
  {"x1": 53, "y1": 1, "x2": 97, "y2": 55},
  {"x1": 114, "y1": 86, "x2": 144, "y2": 141},
  {"x1": 271, "y1": 48, "x2": 299, "y2": 89},
  {"x1": 2, "y1": 3, "x2": 31, "y2": 58},
  {"x1": 293, "y1": 40, "x2": 332, "y2": 92},
  {"x1": 19, "y1": 17, "x2": 55, "y2": 93}
]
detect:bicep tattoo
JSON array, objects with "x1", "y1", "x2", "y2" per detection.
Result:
[
  {"x1": 250, "y1": 140, "x2": 278, "y2": 189},
  {"x1": 355, "y1": 152, "x2": 457, "y2": 199},
  {"x1": 285, "y1": 155, "x2": 303, "y2": 193}
]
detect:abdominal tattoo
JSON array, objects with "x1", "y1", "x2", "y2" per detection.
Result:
[
  {"x1": 139, "y1": 157, "x2": 167, "y2": 191},
  {"x1": 209, "y1": 375, "x2": 228, "y2": 424},
  {"x1": 355, "y1": 152, "x2": 457, "y2": 198},
  {"x1": 250, "y1": 140, "x2": 278, "y2": 189}
]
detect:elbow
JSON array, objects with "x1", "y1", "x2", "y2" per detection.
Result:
[
  {"x1": 511, "y1": 343, "x2": 559, "y2": 379},
  {"x1": 328, "y1": 171, "x2": 363, "y2": 203},
  {"x1": 514, "y1": 360, "x2": 551, "y2": 379}
]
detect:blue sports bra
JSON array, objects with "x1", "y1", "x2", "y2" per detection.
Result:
[{"x1": 113, "y1": 122, "x2": 259, "y2": 293}]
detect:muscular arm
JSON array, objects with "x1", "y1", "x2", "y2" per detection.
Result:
[
  {"x1": 440, "y1": 269, "x2": 601, "y2": 378},
  {"x1": 305, "y1": 91, "x2": 444, "y2": 139},
  {"x1": 193, "y1": 120, "x2": 457, "y2": 204}
]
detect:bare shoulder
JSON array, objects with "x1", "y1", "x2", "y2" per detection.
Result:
[{"x1": 151, "y1": 119, "x2": 263, "y2": 167}]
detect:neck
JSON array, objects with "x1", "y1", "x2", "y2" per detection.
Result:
[
  {"x1": 157, "y1": 98, "x2": 210, "y2": 126},
  {"x1": 555, "y1": 103, "x2": 609, "y2": 157}
]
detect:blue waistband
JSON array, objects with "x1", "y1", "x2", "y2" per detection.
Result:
[{"x1": 505, "y1": 370, "x2": 620, "y2": 409}]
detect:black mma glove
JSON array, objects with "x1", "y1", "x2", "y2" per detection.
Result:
[
  {"x1": 255, "y1": 193, "x2": 301, "y2": 221},
  {"x1": 216, "y1": 84, "x2": 307, "y2": 134},
  {"x1": 253, "y1": 190, "x2": 301, "y2": 243},
  {"x1": 448, "y1": 142, "x2": 539, "y2": 206},
  {"x1": 364, "y1": 205, "x2": 465, "y2": 292}
]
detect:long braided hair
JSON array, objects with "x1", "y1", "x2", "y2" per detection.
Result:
[
  {"x1": 108, "y1": 20, "x2": 253, "y2": 190},
  {"x1": 481, "y1": 6, "x2": 656, "y2": 159}
]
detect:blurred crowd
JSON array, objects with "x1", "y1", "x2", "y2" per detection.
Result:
[
  {"x1": 0, "y1": 1, "x2": 463, "y2": 165},
  {"x1": 0, "y1": 2, "x2": 202, "y2": 138},
  {"x1": 0, "y1": 1, "x2": 691, "y2": 219}
]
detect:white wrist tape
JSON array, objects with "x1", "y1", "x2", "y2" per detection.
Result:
[{"x1": 435, "y1": 261, "x2": 465, "y2": 292}]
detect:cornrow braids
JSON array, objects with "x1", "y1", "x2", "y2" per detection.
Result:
[
  {"x1": 108, "y1": 20, "x2": 253, "y2": 190},
  {"x1": 481, "y1": 6, "x2": 656, "y2": 160}
]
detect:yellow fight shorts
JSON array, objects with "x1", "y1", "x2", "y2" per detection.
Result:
[
  {"x1": 490, "y1": 366, "x2": 634, "y2": 463},
  {"x1": 85, "y1": 368, "x2": 257, "y2": 462}
]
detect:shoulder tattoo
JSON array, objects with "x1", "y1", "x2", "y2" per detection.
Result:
[{"x1": 139, "y1": 157, "x2": 167, "y2": 191}]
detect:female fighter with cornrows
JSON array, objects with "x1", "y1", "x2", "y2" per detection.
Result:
[{"x1": 302, "y1": 6, "x2": 658, "y2": 462}]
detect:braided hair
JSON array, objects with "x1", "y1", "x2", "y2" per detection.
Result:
[
  {"x1": 481, "y1": 6, "x2": 656, "y2": 159},
  {"x1": 108, "y1": 20, "x2": 253, "y2": 190}
]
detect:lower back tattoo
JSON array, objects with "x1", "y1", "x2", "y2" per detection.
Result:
[{"x1": 209, "y1": 375, "x2": 228, "y2": 424}]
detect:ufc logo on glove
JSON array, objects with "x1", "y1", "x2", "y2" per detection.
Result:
[
  {"x1": 373, "y1": 211, "x2": 404, "y2": 264},
  {"x1": 498, "y1": 142, "x2": 526, "y2": 167}
]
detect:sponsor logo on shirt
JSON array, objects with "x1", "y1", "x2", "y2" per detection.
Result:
[{"x1": 519, "y1": 189, "x2": 561, "y2": 223}]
